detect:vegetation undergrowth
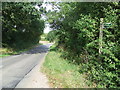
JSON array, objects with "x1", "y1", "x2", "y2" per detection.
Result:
[
  {"x1": 42, "y1": 45, "x2": 95, "y2": 88},
  {"x1": 46, "y1": 2, "x2": 120, "y2": 88}
]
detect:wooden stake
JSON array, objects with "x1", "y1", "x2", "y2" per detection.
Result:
[{"x1": 99, "y1": 18, "x2": 104, "y2": 55}]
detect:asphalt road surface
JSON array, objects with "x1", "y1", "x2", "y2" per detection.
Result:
[{"x1": 0, "y1": 44, "x2": 52, "y2": 89}]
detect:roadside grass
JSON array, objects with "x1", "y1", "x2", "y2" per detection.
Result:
[
  {"x1": 42, "y1": 46, "x2": 94, "y2": 88},
  {"x1": 0, "y1": 48, "x2": 11, "y2": 57},
  {"x1": 0, "y1": 43, "x2": 43, "y2": 57}
]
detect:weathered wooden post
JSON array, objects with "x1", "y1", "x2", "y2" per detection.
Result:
[{"x1": 99, "y1": 18, "x2": 104, "y2": 55}]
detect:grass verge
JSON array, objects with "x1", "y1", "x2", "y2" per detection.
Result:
[
  {"x1": 42, "y1": 46, "x2": 94, "y2": 88},
  {"x1": 0, "y1": 43, "x2": 43, "y2": 57}
]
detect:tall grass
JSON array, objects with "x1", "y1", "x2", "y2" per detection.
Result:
[{"x1": 42, "y1": 49, "x2": 94, "y2": 88}]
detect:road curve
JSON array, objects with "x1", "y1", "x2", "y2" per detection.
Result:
[{"x1": 0, "y1": 44, "x2": 52, "y2": 89}]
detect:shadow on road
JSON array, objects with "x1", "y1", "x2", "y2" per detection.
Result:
[{"x1": 20, "y1": 44, "x2": 52, "y2": 55}]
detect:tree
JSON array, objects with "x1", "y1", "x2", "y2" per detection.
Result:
[
  {"x1": 2, "y1": 2, "x2": 45, "y2": 49},
  {"x1": 46, "y1": 30, "x2": 57, "y2": 42},
  {"x1": 46, "y1": 2, "x2": 120, "y2": 88}
]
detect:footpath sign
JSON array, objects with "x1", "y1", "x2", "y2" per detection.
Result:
[{"x1": 104, "y1": 23, "x2": 112, "y2": 28}]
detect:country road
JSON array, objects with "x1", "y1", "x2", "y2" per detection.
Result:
[{"x1": 0, "y1": 44, "x2": 52, "y2": 89}]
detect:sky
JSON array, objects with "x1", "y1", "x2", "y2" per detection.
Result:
[
  {"x1": 42, "y1": 3, "x2": 53, "y2": 33},
  {"x1": 44, "y1": 23, "x2": 52, "y2": 33},
  {"x1": 35, "y1": 3, "x2": 53, "y2": 33},
  {"x1": 35, "y1": 2, "x2": 59, "y2": 33}
]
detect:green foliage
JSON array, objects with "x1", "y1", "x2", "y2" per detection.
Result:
[
  {"x1": 40, "y1": 33, "x2": 47, "y2": 41},
  {"x1": 2, "y1": 2, "x2": 45, "y2": 49},
  {"x1": 42, "y1": 48, "x2": 93, "y2": 88},
  {"x1": 46, "y1": 30, "x2": 57, "y2": 42},
  {"x1": 47, "y1": 2, "x2": 120, "y2": 88}
]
